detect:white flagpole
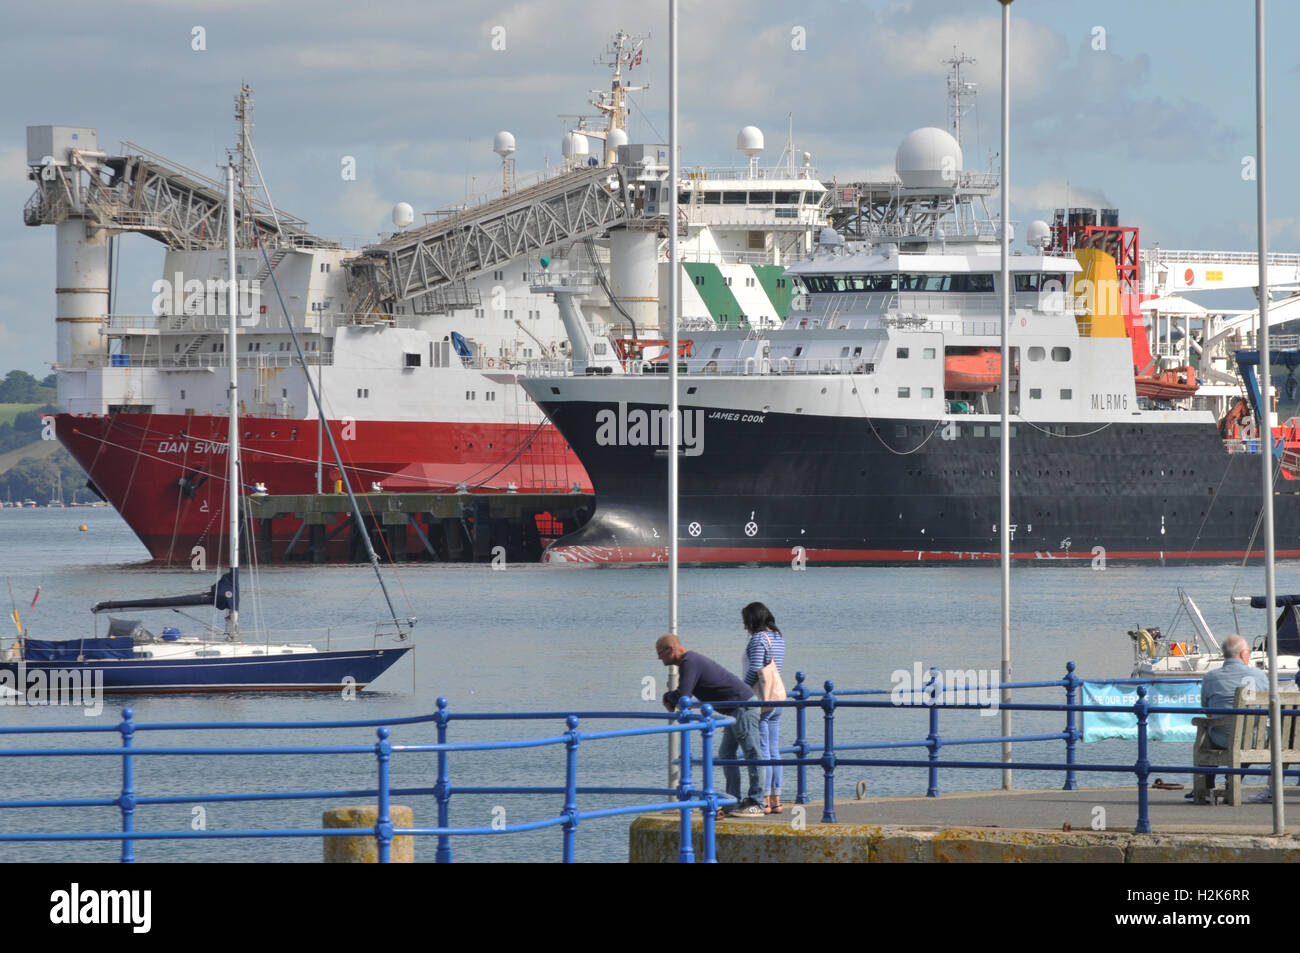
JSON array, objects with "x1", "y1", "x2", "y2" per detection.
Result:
[
  {"x1": 998, "y1": 0, "x2": 1013, "y2": 790},
  {"x1": 1254, "y1": 0, "x2": 1283, "y2": 831},
  {"x1": 667, "y1": 0, "x2": 682, "y2": 792}
]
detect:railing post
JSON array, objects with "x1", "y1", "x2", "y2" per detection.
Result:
[
  {"x1": 562, "y1": 715, "x2": 580, "y2": 863},
  {"x1": 926, "y1": 667, "x2": 941, "y2": 798},
  {"x1": 821, "y1": 680, "x2": 837, "y2": 823},
  {"x1": 434, "y1": 696, "x2": 452, "y2": 863},
  {"x1": 374, "y1": 726, "x2": 393, "y2": 864},
  {"x1": 676, "y1": 700, "x2": 695, "y2": 864},
  {"x1": 1063, "y1": 661, "x2": 1080, "y2": 791},
  {"x1": 700, "y1": 703, "x2": 717, "y2": 863},
  {"x1": 792, "y1": 671, "x2": 809, "y2": 805},
  {"x1": 1134, "y1": 685, "x2": 1152, "y2": 834},
  {"x1": 118, "y1": 707, "x2": 135, "y2": 863}
]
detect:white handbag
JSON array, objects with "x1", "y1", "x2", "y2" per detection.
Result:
[{"x1": 755, "y1": 633, "x2": 787, "y2": 714}]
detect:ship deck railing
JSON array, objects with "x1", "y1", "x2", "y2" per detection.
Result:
[
  {"x1": 103, "y1": 311, "x2": 428, "y2": 334},
  {"x1": 0, "y1": 700, "x2": 730, "y2": 863},
  {"x1": 689, "y1": 663, "x2": 1300, "y2": 833},
  {"x1": 90, "y1": 352, "x2": 335, "y2": 372}
]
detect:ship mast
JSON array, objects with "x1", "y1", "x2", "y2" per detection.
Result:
[{"x1": 945, "y1": 49, "x2": 977, "y2": 148}]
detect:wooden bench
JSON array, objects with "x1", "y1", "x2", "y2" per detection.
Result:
[{"x1": 1192, "y1": 688, "x2": 1300, "y2": 805}]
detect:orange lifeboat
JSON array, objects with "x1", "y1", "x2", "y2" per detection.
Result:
[
  {"x1": 944, "y1": 348, "x2": 1001, "y2": 392},
  {"x1": 1134, "y1": 365, "x2": 1197, "y2": 401}
]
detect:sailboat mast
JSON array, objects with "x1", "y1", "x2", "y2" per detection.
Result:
[{"x1": 225, "y1": 159, "x2": 241, "y2": 638}]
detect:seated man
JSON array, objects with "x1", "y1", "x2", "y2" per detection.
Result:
[
  {"x1": 1198, "y1": 634, "x2": 1271, "y2": 799},
  {"x1": 657, "y1": 633, "x2": 765, "y2": 817}
]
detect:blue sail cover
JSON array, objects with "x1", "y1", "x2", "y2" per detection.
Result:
[{"x1": 23, "y1": 637, "x2": 134, "y2": 662}]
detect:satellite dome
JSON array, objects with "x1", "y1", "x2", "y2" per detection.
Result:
[
  {"x1": 895, "y1": 127, "x2": 963, "y2": 189},
  {"x1": 493, "y1": 131, "x2": 516, "y2": 157},
  {"x1": 736, "y1": 126, "x2": 764, "y2": 157},
  {"x1": 1026, "y1": 219, "x2": 1051, "y2": 249},
  {"x1": 607, "y1": 128, "x2": 629, "y2": 150},
  {"x1": 391, "y1": 203, "x2": 414, "y2": 229},
  {"x1": 818, "y1": 226, "x2": 843, "y2": 246},
  {"x1": 562, "y1": 131, "x2": 589, "y2": 159}
]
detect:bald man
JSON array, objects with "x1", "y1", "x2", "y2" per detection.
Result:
[{"x1": 656, "y1": 633, "x2": 765, "y2": 816}]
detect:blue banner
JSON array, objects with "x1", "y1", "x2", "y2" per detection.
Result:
[{"x1": 1081, "y1": 680, "x2": 1201, "y2": 742}]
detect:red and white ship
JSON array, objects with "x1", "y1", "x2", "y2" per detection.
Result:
[{"x1": 25, "y1": 34, "x2": 828, "y2": 564}]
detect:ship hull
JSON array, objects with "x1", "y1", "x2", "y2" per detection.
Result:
[
  {"x1": 57, "y1": 412, "x2": 589, "y2": 564},
  {"x1": 530, "y1": 396, "x2": 1300, "y2": 566}
]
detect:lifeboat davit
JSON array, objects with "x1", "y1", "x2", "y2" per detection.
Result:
[
  {"x1": 1134, "y1": 365, "x2": 1197, "y2": 401},
  {"x1": 944, "y1": 348, "x2": 1001, "y2": 392}
]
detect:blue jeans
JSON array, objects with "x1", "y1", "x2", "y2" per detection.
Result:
[
  {"x1": 717, "y1": 705, "x2": 763, "y2": 804},
  {"x1": 760, "y1": 710, "x2": 782, "y2": 796}
]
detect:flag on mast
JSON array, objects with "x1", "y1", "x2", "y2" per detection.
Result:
[{"x1": 29, "y1": 587, "x2": 39, "y2": 610}]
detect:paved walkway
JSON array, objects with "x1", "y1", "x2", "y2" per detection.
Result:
[{"x1": 734, "y1": 784, "x2": 1296, "y2": 835}]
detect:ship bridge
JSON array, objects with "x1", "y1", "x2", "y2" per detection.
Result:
[{"x1": 343, "y1": 161, "x2": 651, "y2": 312}]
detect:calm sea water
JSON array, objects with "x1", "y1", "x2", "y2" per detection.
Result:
[{"x1": 0, "y1": 506, "x2": 1287, "y2": 863}]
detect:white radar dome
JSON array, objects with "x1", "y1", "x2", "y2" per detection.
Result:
[
  {"x1": 493, "y1": 131, "x2": 516, "y2": 157},
  {"x1": 607, "y1": 128, "x2": 628, "y2": 151},
  {"x1": 895, "y1": 127, "x2": 963, "y2": 189},
  {"x1": 1026, "y1": 219, "x2": 1051, "y2": 249},
  {"x1": 562, "y1": 131, "x2": 589, "y2": 159},
  {"x1": 736, "y1": 126, "x2": 764, "y2": 157},
  {"x1": 391, "y1": 203, "x2": 414, "y2": 229}
]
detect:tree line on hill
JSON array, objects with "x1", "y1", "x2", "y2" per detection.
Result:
[{"x1": 0, "y1": 370, "x2": 93, "y2": 504}]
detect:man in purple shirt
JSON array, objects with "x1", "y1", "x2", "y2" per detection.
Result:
[{"x1": 657, "y1": 633, "x2": 765, "y2": 816}]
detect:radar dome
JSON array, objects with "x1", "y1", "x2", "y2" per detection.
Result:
[
  {"x1": 895, "y1": 127, "x2": 963, "y2": 189},
  {"x1": 493, "y1": 131, "x2": 516, "y2": 157},
  {"x1": 562, "y1": 131, "x2": 589, "y2": 159},
  {"x1": 607, "y1": 128, "x2": 629, "y2": 150},
  {"x1": 1026, "y1": 219, "x2": 1051, "y2": 249},
  {"x1": 391, "y1": 203, "x2": 414, "y2": 229},
  {"x1": 736, "y1": 126, "x2": 764, "y2": 157}
]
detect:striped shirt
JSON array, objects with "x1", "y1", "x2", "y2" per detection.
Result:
[{"x1": 742, "y1": 629, "x2": 785, "y2": 686}]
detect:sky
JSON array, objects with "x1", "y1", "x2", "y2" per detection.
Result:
[{"x1": 2, "y1": 0, "x2": 1296, "y2": 376}]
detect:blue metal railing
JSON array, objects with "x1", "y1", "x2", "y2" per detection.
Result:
[
  {"x1": 686, "y1": 662, "x2": 1300, "y2": 833},
  {"x1": 0, "y1": 697, "x2": 730, "y2": 863}
]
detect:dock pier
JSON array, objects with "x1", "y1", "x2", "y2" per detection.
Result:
[{"x1": 244, "y1": 491, "x2": 593, "y2": 564}]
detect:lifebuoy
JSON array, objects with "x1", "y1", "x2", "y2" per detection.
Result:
[{"x1": 486, "y1": 357, "x2": 496, "y2": 368}]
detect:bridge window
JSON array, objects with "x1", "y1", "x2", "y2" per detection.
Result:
[
  {"x1": 723, "y1": 192, "x2": 748, "y2": 205},
  {"x1": 774, "y1": 191, "x2": 800, "y2": 204},
  {"x1": 702, "y1": 192, "x2": 722, "y2": 205},
  {"x1": 750, "y1": 192, "x2": 774, "y2": 204}
]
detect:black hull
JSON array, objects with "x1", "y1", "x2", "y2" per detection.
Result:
[{"x1": 533, "y1": 400, "x2": 1300, "y2": 565}]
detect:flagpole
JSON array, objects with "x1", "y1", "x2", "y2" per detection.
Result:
[
  {"x1": 1254, "y1": 0, "x2": 1283, "y2": 831},
  {"x1": 998, "y1": 0, "x2": 1013, "y2": 790},
  {"x1": 666, "y1": 0, "x2": 682, "y2": 792}
]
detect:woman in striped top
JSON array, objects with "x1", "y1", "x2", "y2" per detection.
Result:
[{"x1": 741, "y1": 601, "x2": 786, "y2": 814}]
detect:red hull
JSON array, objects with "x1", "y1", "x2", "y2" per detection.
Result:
[{"x1": 57, "y1": 412, "x2": 591, "y2": 564}]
